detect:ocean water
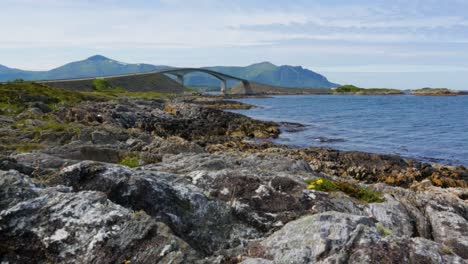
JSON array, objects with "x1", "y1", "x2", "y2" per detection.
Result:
[{"x1": 229, "y1": 95, "x2": 468, "y2": 166}]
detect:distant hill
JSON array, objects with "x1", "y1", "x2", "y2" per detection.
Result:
[
  {"x1": 0, "y1": 55, "x2": 169, "y2": 81},
  {"x1": 187, "y1": 62, "x2": 339, "y2": 88},
  {"x1": 0, "y1": 55, "x2": 338, "y2": 88}
]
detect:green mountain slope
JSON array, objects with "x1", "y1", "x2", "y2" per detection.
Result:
[
  {"x1": 186, "y1": 62, "x2": 338, "y2": 88},
  {"x1": 0, "y1": 55, "x2": 338, "y2": 88},
  {"x1": 0, "y1": 55, "x2": 169, "y2": 81}
]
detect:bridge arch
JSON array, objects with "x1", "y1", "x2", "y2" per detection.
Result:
[
  {"x1": 21, "y1": 67, "x2": 253, "y2": 95},
  {"x1": 159, "y1": 68, "x2": 251, "y2": 94}
]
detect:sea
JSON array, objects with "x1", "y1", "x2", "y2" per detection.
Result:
[{"x1": 229, "y1": 95, "x2": 468, "y2": 166}]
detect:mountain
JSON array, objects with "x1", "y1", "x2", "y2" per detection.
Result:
[
  {"x1": 185, "y1": 62, "x2": 339, "y2": 88},
  {"x1": 0, "y1": 55, "x2": 338, "y2": 88},
  {"x1": 0, "y1": 55, "x2": 169, "y2": 81}
]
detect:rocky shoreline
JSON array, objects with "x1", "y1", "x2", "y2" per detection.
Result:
[{"x1": 1, "y1": 86, "x2": 467, "y2": 263}]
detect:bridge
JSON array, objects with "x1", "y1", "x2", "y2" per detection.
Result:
[
  {"x1": 31, "y1": 68, "x2": 252, "y2": 95},
  {"x1": 158, "y1": 68, "x2": 250, "y2": 94}
]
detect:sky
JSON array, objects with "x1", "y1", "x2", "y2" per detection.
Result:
[{"x1": 1, "y1": 0, "x2": 468, "y2": 89}]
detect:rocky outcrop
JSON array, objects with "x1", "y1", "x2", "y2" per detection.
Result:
[
  {"x1": 247, "y1": 211, "x2": 465, "y2": 264},
  {"x1": 1, "y1": 93, "x2": 467, "y2": 263},
  {"x1": 48, "y1": 161, "x2": 260, "y2": 255},
  {"x1": 0, "y1": 170, "x2": 198, "y2": 264}
]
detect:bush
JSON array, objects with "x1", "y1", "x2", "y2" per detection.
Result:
[
  {"x1": 92, "y1": 79, "x2": 113, "y2": 91},
  {"x1": 305, "y1": 178, "x2": 385, "y2": 203}
]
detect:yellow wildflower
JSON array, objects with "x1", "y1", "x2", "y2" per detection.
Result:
[
  {"x1": 308, "y1": 184, "x2": 315, "y2": 189},
  {"x1": 316, "y1": 179, "x2": 324, "y2": 185}
]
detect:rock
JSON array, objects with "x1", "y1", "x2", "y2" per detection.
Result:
[
  {"x1": 91, "y1": 130, "x2": 115, "y2": 144},
  {"x1": 0, "y1": 156, "x2": 34, "y2": 175},
  {"x1": 0, "y1": 169, "x2": 199, "y2": 264},
  {"x1": 423, "y1": 190, "x2": 468, "y2": 258},
  {"x1": 255, "y1": 212, "x2": 381, "y2": 263},
  {"x1": 364, "y1": 194, "x2": 416, "y2": 237},
  {"x1": 143, "y1": 136, "x2": 205, "y2": 156},
  {"x1": 27, "y1": 102, "x2": 52, "y2": 113},
  {"x1": 43, "y1": 145, "x2": 124, "y2": 163},
  {"x1": 251, "y1": 211, "x2": 466, "y2": 263},
  {"x1": 348, "y1": 237, "x2": 466, "y2": 263},
  {"x1": 50, "y1": 161, "x2": 260, "y2": 254},
  {"x1": 241, "y1": 258, "x2": 274, "y2": 264},
  {"x1": 38, "y1": 130, "x2": 74, "y2": 144}
]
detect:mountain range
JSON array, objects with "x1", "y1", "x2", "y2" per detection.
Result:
[{"x1": 0, "y1": 55, "x2": 339, "y2": 88}]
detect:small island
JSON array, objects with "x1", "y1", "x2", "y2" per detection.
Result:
[
  {"x1": 332, "y1": 85, "x2": 403, "y2": 95},
  {"x1": 411, "y1": 88, "x2": 466, "y2": 96}
]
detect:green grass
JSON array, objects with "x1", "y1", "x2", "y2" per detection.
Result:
[
  {"x1": 333, "y1": 85, "x2": 402, "y2": 95},
  {"x1": 0, "y1": 82, "x2": 175, "y2": 112},
  {"x1": 118, "y1": 154, "x2": 141, "y2": 168},
  {"x1": 0, "y1": 142, "x2": 44, "y2": 153},
  {"x1": 306, "y1": 178, "x2": 385, "y2": 203},
  {"x1": 0, "y1": 82, "x2": 101, "y2": 114},
  {"x1": 376, "y1": 223, "x2": 393, "y2": 236}
]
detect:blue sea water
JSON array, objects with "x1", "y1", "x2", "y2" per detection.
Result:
[{"x1": 229, "y1": 95, "x2": 468, "y2": 166}]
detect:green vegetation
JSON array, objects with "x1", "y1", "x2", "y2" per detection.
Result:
[
  {"x1": 0, "y1": 82, "x2": 174, "y2": 114},
  {"x1": 333, "y1": 85, "x2": 402, "y2": 95},
  {"x1": 440, "y1": 246, "x2": 454, "y2": 255},
  {"x1": 92, "y1": 79, "x2": 112, "y2": 91},
  {"x1": 0, "y1": 142, "x2": 44, "y2": 153},
  {"x1": 0, "y1": 82, "x2": 93, "y2": 114},
  {"x1": 118, "y1": 153, "x2": 141, "y2": 168},
  {"x1": 306, "y1": 178, "x2": 385, "y2": 203},
  {"x1": 376, "y1": 223, "x2": 393, "y2": 236},
  {"x1": 92, "y1": 79, "x2": 125, "y2": 93},
  {"x1": 412, "y1": 88, "x2": 460, "y2": 96}
]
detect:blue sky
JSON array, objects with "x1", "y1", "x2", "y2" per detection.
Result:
[{"x1": 1, "y1": 0, "x2": 468, "y2": 89}]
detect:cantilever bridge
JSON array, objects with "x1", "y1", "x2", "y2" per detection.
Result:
[{"x1": 34, "y1": 68, "x2": 252, "y2": 95}]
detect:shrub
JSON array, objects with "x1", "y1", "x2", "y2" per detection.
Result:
[{"x1": 92, "y1": 79, "x2": 113, "y2": 91}]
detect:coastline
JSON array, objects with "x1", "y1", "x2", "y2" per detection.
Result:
[
  {"x1": 226, "y1": 94, "x2": 468, "y2": 167},
  {"x1": 1, "y1": 89, "x2": 467, "y2": 262}
]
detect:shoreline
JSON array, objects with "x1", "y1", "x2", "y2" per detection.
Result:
[
  {"x1": 225, "y1": 95, "x2": 468, "y2": 168},
  {"x1": 1, "y1": 87, "x2": 467, "y2": 262}
]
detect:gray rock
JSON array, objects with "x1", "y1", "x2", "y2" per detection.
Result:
[
  {"x1": 365, "y1": 193, "x2": 416, "y2": 237},
  {"x1": 91, "y1": 130, "x2": 116, "y2": 145},
  {"x1": 0, "y1": 169, "x2": 199, "y2": 263},
  {"x1": 254, "y1": 211, "x2": 466, "y2": 263},
  {"x1": 51, "y1": 161, "x2": 260, "y2": 254},
  {"x1": 257, "y1": 212, "x2": 381, "y2": 263}
]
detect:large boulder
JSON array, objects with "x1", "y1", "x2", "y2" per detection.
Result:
[
  {"x1": 0, "y1": 170, "x2": 198, "y2": 263},
  {"x1": 50, "y1": 161, "x2": 260, "y2": 254},
  {"x1": 248, "y1": 211, "x2": 466, "y2": 263}
]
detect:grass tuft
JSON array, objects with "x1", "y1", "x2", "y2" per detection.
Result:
[
  {"x1": 118, "y1": 154, "x2": 140, "y2": 168},
  {"x1": 305, "y1": 178, "x2": 385, "y2": 203},
  {"x1": 376, "y1": 223, "x2": 393, "y2": 236}
]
